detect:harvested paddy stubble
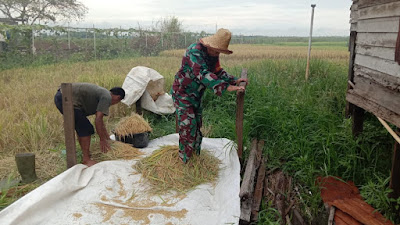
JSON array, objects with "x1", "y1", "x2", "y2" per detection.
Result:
[{"x1": 134, "y1": 145, "x2": 220, "y2": 194}]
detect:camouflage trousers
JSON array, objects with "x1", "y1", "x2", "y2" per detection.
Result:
[{"x1": 175, "y1": 104, "x2": 203, "y2": 163}]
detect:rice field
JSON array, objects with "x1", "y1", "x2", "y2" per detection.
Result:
[{"x1": 0, "y1": 42, "x2": 397, "y2": 222}]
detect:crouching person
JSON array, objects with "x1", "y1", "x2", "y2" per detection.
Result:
[{"x1": 54, "y1": 83, "x2": 125, "y2": 167}]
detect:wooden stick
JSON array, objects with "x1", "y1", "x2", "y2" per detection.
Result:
[
  {"x1": 251, "y1": 157, "x2": 266, "y2": 221},
  {"x1": 377, "y1": 117, "x2": 400, "y2": 144},
  {"x1": 328, "y1": 206, "x2": 335, "y2": 225},
  {"x1": 347, "y1": 80, "x2": 355, "y2": 89},
  {"x1": 236, "y1": 68, "x2": 248, "y2": 159},
  {"x1": 240, "y1": 139, "x2": 260, "y2": 223},
  {"x1": 61, "y1": 83, "x2": 77, "y2": 168}
]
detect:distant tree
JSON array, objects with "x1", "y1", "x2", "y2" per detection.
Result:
[
  {"x1": 153, "y1": 16, "x2": 183, "y2": 33},
  {"x1": 0, "y1": 0, "x2": 87, "y2": 25}
]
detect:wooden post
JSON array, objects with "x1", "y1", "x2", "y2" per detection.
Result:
[
  {"x1": 305, "y1": 4, "x2": 316, "y2": 81},
  {"x1": 352, "y1": 106, "x2": 365, "y2": 137},
  {"x1": 345, "y1": 31, "x2": 357, "y2": 118},
  {"x1": 390, "y1": 128, "x2": 400, "y2": 199},
  {"x1": 236, "y1": 68, "x2": 248, "y2": 159},
  {"x1": 61, "y1": 83, "x2": 77, "y2": 168},
  {"x1": 135, "y1": 97, "x2": 142, "y2": 115}
]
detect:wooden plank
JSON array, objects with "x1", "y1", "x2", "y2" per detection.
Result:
[
  {"x1": 240, "y1": 139, "x2": 263, "y2": 199},
  {"x1": 357, "y1": 17, "x2": 399, "y2": 33},
  {"x1": 357, "y1": 33, "x2": 398, "y2": 48},
  {"x1": 358, "y1": 1, "x2": 400, "y2": 20},
  {"x1": 354, "y1": 65, "x2": 400, "y2": 91},
  {"x1": 251, "y1": 158, "x2": 266, "y2": 221},
  {"x1": 236, "y1": 68, "x2": 248, "y2": 159},
  {"x1": 240, "y1": 139, "x2": 263, "y2": 223},
  {"x1": 353, "y1": 75, "x2": 400, "y2": 115},
  {"x1": 61, "y1": 83, "x2": 77, "y2": 168},
  {"x1": 346, "y1": 90, "x2": 400, "y2": 128},
  {"x1": 356, "y1": 45, "x2": 395, "y2": 61},
  {"x1": 358, "y1": 0, "x2": 400, "y2": 9},
  {"x1": 396, "y1": 17, "x2": 400, "y2": 64},
  {"x1": 390, "y1": 128, "x2": 400, "y2": 199},
  {"x1": 355, "y1": 54, "x2": 400, "y2": 77},
  {"x1": 346, "y1": 31, "x2": 357, "y2": 118}
]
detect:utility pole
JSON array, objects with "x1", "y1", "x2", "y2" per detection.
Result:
[{"x1": 305, "y1": 4, "x2": 316, "y2": 81}]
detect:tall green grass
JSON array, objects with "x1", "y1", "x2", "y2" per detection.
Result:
[{"x1": 147, "y1": 58, "x2": 396, "y2": 222}]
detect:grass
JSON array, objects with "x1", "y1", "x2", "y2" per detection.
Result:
[{"x1": 0, "y1": 43, "x2": 397, "y2": 223}]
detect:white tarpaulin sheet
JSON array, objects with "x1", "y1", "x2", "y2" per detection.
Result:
[
  {"x1": 0, "y1": 134, "x2": 240, "y2": 225},
  {"x1": 121, "y1": 66, "x2": 175, "y2": 115}
]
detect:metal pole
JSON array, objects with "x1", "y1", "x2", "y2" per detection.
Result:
[
  {"x1": 32, "y1": 27, "x2": 36, "y2": 55},
  {"x1": 305, "y1": 4, "x2": 316, "y2": 81},
  {"x1": 93, "y1": 25, "x2": 96, "y2": 60},
  {"x1": 68, "y1": 23, "x2": 71, "y2": 50}
]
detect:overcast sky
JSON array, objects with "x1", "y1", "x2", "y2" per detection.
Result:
[{"x1": 71, "y1": 0, "x2": 352, "y2": 36}]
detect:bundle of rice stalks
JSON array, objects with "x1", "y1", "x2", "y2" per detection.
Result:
[
  {"x1": 114, "y1": 113, "x2": 152, "y2": 137},
  {"x1": 91, "y1": 140, "x2": 143, "y2": 161},
  {"x1": 133, "y1": 145, "x2": 221, "y2": 194}
]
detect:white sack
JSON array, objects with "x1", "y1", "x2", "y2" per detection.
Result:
[
  {"x1": 121, "y1": 66, "x2": 175, "y2": 115},
  {"x1": 0, "y1": 134, "x2": 240, "y2": 225}
]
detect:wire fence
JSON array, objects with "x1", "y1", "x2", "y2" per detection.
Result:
[{"x1": 0, "y1": 24, "x2": 255, "y2": 61}]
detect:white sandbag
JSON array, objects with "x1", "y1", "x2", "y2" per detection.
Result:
[{"x1": 121, "y1": 66, "x2": 175, "y2": 115}]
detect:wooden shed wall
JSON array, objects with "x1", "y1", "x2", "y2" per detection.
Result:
[{"x1": 347, "y1": 0, "x2": 400, "y2": 127}]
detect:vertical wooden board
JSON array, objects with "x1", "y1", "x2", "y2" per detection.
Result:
[
  {"x1": 355, "y1": 54, "x2": 400, "y2": 77},
  {"x1": 396, "y1": 17, "x2": 400, "y2": 64},
  {"x1": 346, "y1": 32, "x2": 357, "y2": 118},
  {"x1": 358, "y1": 1, "x2": 400, "y2": 20},
  {"x1": 61, "y1": 83, "x2": 77, "y2": 168}
]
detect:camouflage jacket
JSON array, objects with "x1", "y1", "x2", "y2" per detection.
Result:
[{"x1": 171, "y1": 42, "x2": 237, "y2": 108}]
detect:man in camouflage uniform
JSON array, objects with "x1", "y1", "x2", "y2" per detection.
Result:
[{"x1": 171, "y1": 28, "x2": 248, "y2": 163}]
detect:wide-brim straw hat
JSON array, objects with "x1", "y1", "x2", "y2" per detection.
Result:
[{"x1": 200, "y1": 28, "x2": 233, "y2": 54}]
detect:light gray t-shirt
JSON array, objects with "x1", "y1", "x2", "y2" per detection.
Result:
[{"x1": 72, "y1": 83, "x2": 111, "y2": 116}]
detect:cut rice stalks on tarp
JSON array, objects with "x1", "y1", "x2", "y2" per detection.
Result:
[
  {"x1": 114, "y1": 113, "x2": 152, "y2": 136},
  {"x1": 133, "y1": 145, "x2": 221, "y2": 194},
  {"x1": 91, "y1": 140, "x2": 143, "y2": 161}
]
